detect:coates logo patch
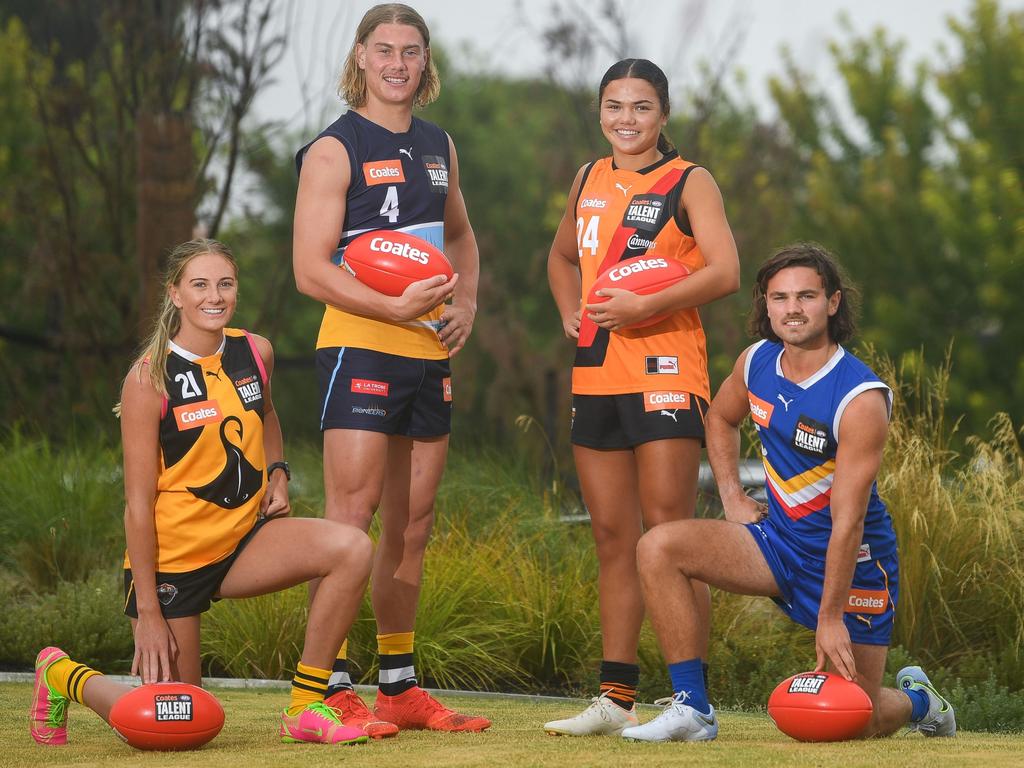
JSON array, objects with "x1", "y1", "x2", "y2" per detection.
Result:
[
  {"x1": 793, "y1": 415, "x2": 829, "y2": 457},
  {"x1": 154, "y1": 694, "x2": 193, "y2": 721},
  {"x1": 643, "y1": 391, "x2": 690, "y2": 412},
  {"x1": 579, "y1": 197, "x2": 607, "y2": 210},
  {"x1": 442, "y1": 377, "x2": 453, "y2": 403},
  {"x1": 351, "y1": 379, "x2": 389, "y2": 396},
  {"x1": 173, "y1": 400, "x2": 222, "y2": 431},
  {"x1": 645, "y1": 356, "x2": 678, "y2": 375},
  {"x1": 363, "y1": 159, "x2": 405, "y2": 186},
  {"x1": 787, "y1": 674, "x2": 828, "y2": 695},
  {"x1": 747, "y1": 392, "x2": 774, "y2": 428},
  {"x1": 846, "y1": 588, "x2": 888, "y2": 615},
  {"x1": 622, "y1": 193, "x2": 666, "y2": 230},
  {"x1": 422, "y1": 154, "x2": 449, "y2": 193}
]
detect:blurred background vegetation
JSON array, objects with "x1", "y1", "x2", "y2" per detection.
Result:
[{"x1": 0, "y1": 0, "x2": 1022, "y2": 728}]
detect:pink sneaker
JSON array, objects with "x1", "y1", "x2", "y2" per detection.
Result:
[
  {"x1": 30, "y1": 647, "x2": 69, "y2": 745},
  {"x1": 279, "y1": 701, "x2": 369, "y2": 745}
]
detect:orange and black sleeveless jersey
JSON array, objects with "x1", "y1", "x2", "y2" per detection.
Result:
[
  {"x1": 296, "y1": 111, "x2": 451, "y2": 360},
  {"x1": 124, "y1": 329, "x2": 268, "y2": 573},
  {"x1": 572, "y1": 152, "x2": 710, "y2": 399}
]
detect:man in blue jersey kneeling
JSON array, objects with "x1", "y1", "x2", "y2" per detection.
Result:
[{"x1": 621, "y1": 242, "x2": 956, "y2": 743}]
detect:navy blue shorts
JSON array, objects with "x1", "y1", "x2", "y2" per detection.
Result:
[
  {"x1": 570, "y1": 392, "x2": 708, "y2": 449},
  {"x1": 746, "y1": 519, "x2": 899, "y2": 645},
  {"x1": 124, "y1": 517, "x2": 273, "y2": 619},
  {"x1": 317, "y1": 347, "x2": 451, "y2": 437}
]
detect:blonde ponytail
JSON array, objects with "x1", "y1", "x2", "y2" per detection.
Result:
[{"x1": 114, "y1": 238, "x2": 238, "y2": 415}]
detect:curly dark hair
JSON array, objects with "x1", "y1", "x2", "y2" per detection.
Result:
[{"x1": 747, "y1": 242, "x2": 860, "y2": 344}]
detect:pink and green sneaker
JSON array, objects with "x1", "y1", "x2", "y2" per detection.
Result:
[
  {"x1": 279, "y1": 701, "x2": 369, "y2": 745},
  {"x1": 30, "y1": 647, "x2": 70, "y2": 745}
]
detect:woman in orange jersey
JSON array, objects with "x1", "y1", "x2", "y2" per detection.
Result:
[
  {"x1": 30, "y1": 240, "x2": 374, "y2": 747},
  {"x1": 545, "y1": 59, "x2": 740, "y2": 736}
]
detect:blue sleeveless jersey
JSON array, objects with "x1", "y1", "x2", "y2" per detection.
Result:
[
  {"x1": 295, "y1": 110, "x2": 452, "y2": 357},
  {"x1": 744, "y1": 340, "x2": 897, "y2": 561}
]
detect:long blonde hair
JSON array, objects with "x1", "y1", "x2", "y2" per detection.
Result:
[
  {"x1": 117, "y1": 239, "x2": 238, "y2": 412},
  {"x1": 338, "y1": 3, "x2": 440, "y2": 108}
]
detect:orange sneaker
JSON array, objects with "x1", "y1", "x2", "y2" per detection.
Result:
[
  {"x1": 324, "y1": 689, "x2": 399, "y2": 739},
  {"x1": 374, "y1": 687, "x2": 491, "y2": 732}
]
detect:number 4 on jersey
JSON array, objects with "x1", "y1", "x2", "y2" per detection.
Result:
[{"x1": 380, "y1": 185, "x2": 400, "y2": 223}]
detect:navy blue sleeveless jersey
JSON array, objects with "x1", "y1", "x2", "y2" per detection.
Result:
[
  {"x1": 296, "y1": 110, "x2": 452, "y2": 357},
  {"x1": 295, "y1": 110, "x2": 450, "y2": 254},
  {"x1": 743, "y1": 340, "x2": 898, "y2": 562}
]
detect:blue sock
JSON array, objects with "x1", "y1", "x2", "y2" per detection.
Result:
[
  {"x1": 905, "y1": 687, "x2": 930, "y2": 721},
  {"x1": 667, "y1": 658, "x2": 709, "y2": 715}
]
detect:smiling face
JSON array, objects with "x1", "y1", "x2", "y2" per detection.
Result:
[
  {"x1": 356, "y1": 22, "x2": 428, "y2": 107},
  {"x1": 765, "y1": 266, "x2": 841, "y2": 348},
  {"x1": 599, "y1": 77, "x2": 668, "y2": 166},
  {"x1": 169, "y1": 252, "x2": 238, "y2": 336}
]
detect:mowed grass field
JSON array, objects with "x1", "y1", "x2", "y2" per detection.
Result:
[{"x1": 2, "y1": 684, "x2": 1021, "y2": 768}]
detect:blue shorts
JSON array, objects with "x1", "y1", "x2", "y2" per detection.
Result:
[
  {"x1": 746, "y1": 519, "x2": 899, "y2": 646},
  {"x1": 317, "y1": 347, "x2": 451, "y2": 437}
]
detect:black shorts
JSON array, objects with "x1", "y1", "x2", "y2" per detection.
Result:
[
  {"x1": 123, "y1": 517, "x2": 270, "y2": 619},
  {"x1": 570, "y1": 392, "x2": 708, "y2": 450},
  {"x1": 316, "y1": 347, "x2": 452, "y2": 437}
]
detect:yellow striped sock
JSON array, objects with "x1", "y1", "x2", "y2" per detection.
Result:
[
  {"x1": 288, "y1": 662, "x2": 329, "y2": 716},
  {"x1": 46, "y1": 658, "x2": 101, "y2": 705},
  {"x1": 377, "y1": 631, "x2": 414, "y2": 656}
]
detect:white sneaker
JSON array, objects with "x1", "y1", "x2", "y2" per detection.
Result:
[
  {"x1": 621, "y1": 695, "x2": 718, "y2": 743},
  {"x1": 543, "y1": 693, "x2": 639, "y2": 736},
  {"x1": 897, "y1": 665, "x2": 956, "y2": 737}
]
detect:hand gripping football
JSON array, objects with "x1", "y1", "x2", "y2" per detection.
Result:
[
  {"x1": 341, "y1": 230, "x2": 453, "y2": 297},
  {"x1": 586, "y1": 255, "x2": 690, "y2": 330}
]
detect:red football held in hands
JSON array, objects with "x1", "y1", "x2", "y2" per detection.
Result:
[
  {"x1": 768, "y1": 671, "x2": 873, "y2": 742},
  {"x1": 586, "y1": 255, "x2": 691, "y2": 330},
  {"x1": 341, "y1": 230, "x2": 453, "y2": 297},
  {"x1": 109, "y1": 682, "x2": 225, "y2": 751}
]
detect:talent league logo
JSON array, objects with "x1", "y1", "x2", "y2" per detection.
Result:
[
  {"x1": 422, "y1": 155, "x2": 449, "y2": 193},
  {"x1": 622, "y1": 194, "x2": 666, "y2": 230},
  {"x1": 154, "y1": 694, "x2": 193, "y2": 721},
  {"x1": 787, "y1": 674, "x2": 828, "y2": 695},
  {"x1": 792, "y1": 416, "x2": 829, "y2": 457}
]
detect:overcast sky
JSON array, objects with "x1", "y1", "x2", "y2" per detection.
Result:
[{"x1": 255, "y1": 0, "x2": 1000, "y2": 134}]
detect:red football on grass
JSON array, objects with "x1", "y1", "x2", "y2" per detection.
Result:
[
  {"x1": 586, "y1": 255, "x2": 691, "y2": 329},
  {"x1": 109, "y1": 682, "x2": 224, "y2": 751},
  {"x1": 768, "y1": 671, "x2": 873, "y2": 742},
  {"x1": 342, "y1": 230, "x2": 453, "y2": 297}
]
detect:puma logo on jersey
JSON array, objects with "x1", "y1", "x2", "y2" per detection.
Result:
[
  {"x1": 399, "y1": 147, "x2": 414, "y2": 160},
  {"x1": 615, "y1": 182, "x2": 633, "y2": 196},
  {"x1": 777, "y1": 394, "x2": 794, "y2": 411},
  {"x1": 660, "y1": 410, "x2": 679, "y2": 421}
]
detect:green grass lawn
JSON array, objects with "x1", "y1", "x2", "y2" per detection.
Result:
[{"x1": 3, "y1": 683, "x2": 1021, "y2": 767}]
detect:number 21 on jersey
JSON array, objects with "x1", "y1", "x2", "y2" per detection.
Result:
[{"x1": 577, "y1": 215, "x2": 599, "y2": 258}]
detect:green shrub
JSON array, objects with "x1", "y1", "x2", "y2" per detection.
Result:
[
  {"x1": 0, "y1": 431, "x2": 124, "y2": 590},
  {"x1": 0, "y1": 566, "x2": 132, "y2": 672}
]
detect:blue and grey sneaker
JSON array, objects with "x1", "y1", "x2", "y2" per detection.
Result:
[
  {"x1": 620, "y1": 693, "x2": 718, "y2": 743},
  {"x1": 897, "y1": 665, "x2": 956, "y2": 737}
]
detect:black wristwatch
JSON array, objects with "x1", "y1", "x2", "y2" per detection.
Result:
[{"x1": 267, "y1": 461, "x2": 291, "y2": 481}]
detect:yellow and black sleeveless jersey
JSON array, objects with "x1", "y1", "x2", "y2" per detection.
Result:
[
  {"x1": 572, "y1": 152, "x2": 710, "y2": 400},
  {"x1": 296, "y1": 111, "x2": 451, "y2": 360},
  {"x1": 124, "y1": 328, "x2": 268, "y2": 573}
]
